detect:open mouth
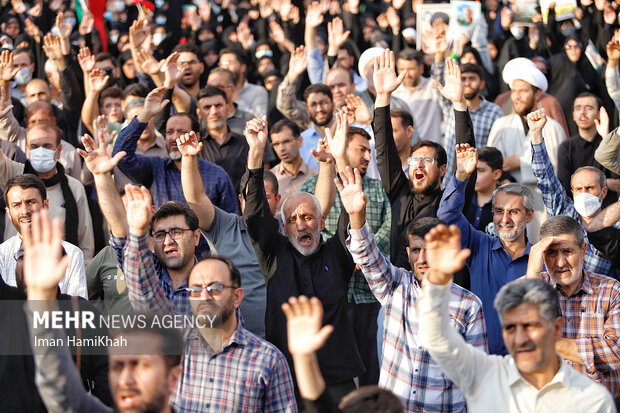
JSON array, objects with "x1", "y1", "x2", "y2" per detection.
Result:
[
  {"x1": 298, "y1": 234, "x2": 313, "y2": 246},
  {"x1": 414, "y1": 171, "x2": 425, "y2": 181},
  {"x1": 117, "y1": 391, "x2": 140, "y2": 408},
  {"x1": 164, "y1": 247, "x2": 179, "y2": 257}
]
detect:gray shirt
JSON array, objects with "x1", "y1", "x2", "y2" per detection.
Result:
[{"x1": 203, "y1": 206, "x2": 266, "y2": 338}]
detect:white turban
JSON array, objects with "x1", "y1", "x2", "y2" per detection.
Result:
[
  {"x1": 358, "y1": 47, "x2": 385, "y2": 80},
  {"x1": 502, "y1": 57, "x2": 548, "y2": 93}
]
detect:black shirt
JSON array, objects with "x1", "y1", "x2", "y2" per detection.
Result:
[
  {"x1": 244, "y1": 168, "x2": 364, "y2": 384},
  {"x1": 200, "y1": 131, "x2": 250, "y2": 194}
]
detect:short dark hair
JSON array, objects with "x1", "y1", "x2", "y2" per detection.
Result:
[
  {"x1": 574, "y1": 92, "x2": 602, "y2": 110},
  {"x1": 390, "y1": 108, "x2": 413, "y2": 129},
  {"x1": 95, "y1": 52, "x2": 118, "y2": 68},
  {"x1": 460, "y1": 63, "x2": 484, "y2": 80},
  {"x1": 327, "y1": 66, "x2": 354, "y2": 84},
  {"x1": 197, "y1": 85, "x2": 228, "y2": 103},
  {"x1": 208, "y1": 67, "x2": 238, "y2": 86},
  {"x1": 14, "y1": 47, "x2": 34, "y2": 64},
  {"x1": 4, "y1": 174, "x2": 47, "y2": 204},
  {"x1": 173, "y1": 43, "x2": 201, "y2": 60},
  {"x1": 122, "y1": 83, "x2": 149, "y2": 100},
  {"x1": 303, "y1": 84, "x2": 333, "y2": 103},
  {"x1": 150, "y1": 201, "x2": 199, "y2": 234},
  {"x1": 339, "y1": 385, "x2": 404, "y2": 413},
  {"x1": 25, "y1": 120, "x2": 63, "y2": 146},
  {"x1": 99, "y1": 86, "x2": 123, "y2": 106},
  {"x1": 410, "y1": 140, "x2": 447, "y2": 166},
  {"x1": 477, "y1": 147, "x2": 503, "y2": 171},
  {"x1": 264, "y1": 170, "x2": 279, "y2": 195},
  {"x1": 397, "y1": 48, "x2": 423, "y2": 65},
  {"x1": 407, "y1": 216, "x2": 445, "y2": 244},
  {"x1": 539, "y1": 215, "x2": 585, "y2": 246},
  {"x1": 195, "y1": 255, "x2": 242, "y2": 288},
  {"x1": 219, "y1": 47, "x2": 248, "y2": 67},
  {"x1": 168, "y1": 113, "x2": 201, "y2": 134},
  {"x1": 271, "y1": 119, "x2": 301, "y2": 137},
  {"x1": 348, "y1": 126, "x2": 371, "y2": 142}
]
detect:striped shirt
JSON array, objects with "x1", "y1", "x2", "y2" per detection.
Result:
[
  {"x1": 538, "y1": 270, "x2": 620, "y2": 397},
  {"x1": 531, "y1": 141, "x2": 619, "y2": 278},
  {"x1": 347, "y1": 223, "x2": 487, "y2": 412}
]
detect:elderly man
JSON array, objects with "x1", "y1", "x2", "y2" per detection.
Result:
[
  {"x1": 243, "y1": 117, "x2": 363, "y2": 404},
  {"x1": 438, "y1": 143, "x2": 534, "y2": 355},
  {"x1": 337, "y1": 163, "x2": 487, "y2": 412},
  {"x1": 417, "y1": 224, "x2": 615, "y2": 412},
  {"x1": 526, "y1": 215, "x2": 620, "y2": 401},
  {"x1": 529, "y1": 108, "x2": 619, "y2": 278}
]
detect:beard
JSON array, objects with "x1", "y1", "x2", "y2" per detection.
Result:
[
  {"x1": 309, "y1": 111, "x2": 333, "y2": 127},
  {"x1": 115, "y1": 381, "x2": 169, "y2": 413},
  {"x1": 464, "y1": 89, "x2": 479, "y2": 100},
  {"x1": 288, "y1": 229, "x2": 320, "y2": 256},
  {"x1": 409, "y1": 173, "x2": 440, "y2": 195},
  {"x1": 496, "y1": 221, "x2": 527, "y2": 242}
]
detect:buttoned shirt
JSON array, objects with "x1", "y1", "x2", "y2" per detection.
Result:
[
  {"x1": 0, "y1": 235, "x2": 87, "y2": 298},
  {"x1": 531, "y1": 141, "x2": 619, "y2": 278},
  {"x1": 199, "y1": 131, "x2": 250, "y2": 194},
  {"x1": 270, "y1": 161, "x2": 317, "y2": 200},
  {"x1": 417, "y1": 280, "x2": 616, "y2": 413},
  {"x1": 392, "y1": 77, "x2": 443, "y2": 144},
  {"x1": 347, "y1": 223, "x2": 487, "y2": 412},
  {"x1": 112, "y1": 117, "x2": 239, "y2": 212},
  {"x1": 438, "y1": 176, "x2": 532, "y2": 355},
  {"x1": 237, "y1": 80, "x2": 269, "y2": 118},
  {"x1": 537, "y1": 270, "x2": 620, "y2": 397},
  {"x1": 121, "y1": 233, "x2": 296, "y2": 412},
  {"x1": 301, "y1": 174, "x2": 391, "y2": 304}
]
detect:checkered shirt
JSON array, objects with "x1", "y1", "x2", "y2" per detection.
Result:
[
  {"x1": 538, "y1": 270, "x2": 620, "y2": 397},
  {"x1": 532, "y1": 141, "x2": 619, "y2": 277},
  {"x1": 301, "y1": 175, "x2": 391, "y2": 304},
  {"x1": 347, "y1": 223, "x2": 487, "y2": 412}
]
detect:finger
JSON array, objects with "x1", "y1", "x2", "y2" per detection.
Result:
[
  {"x1": 345, "y1": 165, "x2": 355, "y2": 183},
  {"x1": 281, "y1": 302, "x2": 293, "y2": 319},
  {"x1": 353, "y1": 167, "x2": 362, "y2": 184},
  {"x1": 287, "y1": 296, "x2": 299, "y2": 317},
  {"x1": 111, "y1": 151, "x2": 127, "y2": 166},
  {"x1": 298, "y1": 295, "x2": 311, "y2": 317},
  {"x1": 432, "y1": 79, "x2": 443, "y2": 90},
  {"x1": 334, "y1": 177, "x2": 344, "y2": 192},
  {"x1": 97, "y1": 130, "x2": 107, "y2": 149},
  {"x1": 316, "y1": 324, "x2": 333, "y2": 347}
]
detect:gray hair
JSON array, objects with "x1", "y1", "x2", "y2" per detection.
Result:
[
  {"x1": 279, "y1": 191, "x2": 322, "y2": 222},
  {"x1": 125, "y1": 97, "x2": 146, "y2": 116},
  {"x1": 539, "y1": 215, "x2": 585, "y2": 246},
  {"x1": 571, "y1": 166, "x2": 607, "y2": 189},
  {"x1": 492, "y1": 183, "x2": 535, "y2": 213},
  {"x1": 494, "y1": 278, "x2": 562, "y2": 324}
]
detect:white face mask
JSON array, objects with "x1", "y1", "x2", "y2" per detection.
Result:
[
  {"x1": 29, "y1": 147, "x2": 57, "y2": 173},
  {"x1": 573, "y1": 192, "x2": 602, "y2": 217},
  {"x1": 153, "y1": 33, "x2": 167, "y2": 46},
  {"x1": 14, "y1": 67, "x2": 32, "y2": 86},
  {"x1": 510, "y1": 26, "x2": 525, "y2": 40}
]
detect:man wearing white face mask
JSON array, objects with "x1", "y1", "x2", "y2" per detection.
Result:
[
  {"x1": 0, "y1": 120, "x2": 94, "y2": 262},
  {"x1": 529, "y1": 108, "x2": 620, "y2": 278},
  {"x1": 10, "y1": 48, "x2": 34, "y2": 107}
]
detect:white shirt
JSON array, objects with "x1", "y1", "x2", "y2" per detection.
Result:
[
  {"x1": 392, "y1": 77, "x2": 444, "y2": 144},
  {"x1": 417, "y1": 280, "x2": 616, "y2": 413},
  {"x1": 0, "y1": 235, "x2": 87, "y2": 298}
]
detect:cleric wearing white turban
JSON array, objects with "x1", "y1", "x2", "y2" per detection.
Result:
[{"x1": 502, "y1": 57, "x2": 548, "y2": 93}]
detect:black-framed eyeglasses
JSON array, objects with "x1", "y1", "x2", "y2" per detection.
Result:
[
  {"x1": 493, "y1": 208, "x2": 523, "y2": 217},
  {"x1": 185, "y1": 283, "x2": 237, "y2": 297},
  {"x1": 151, "y1": 228, "x2": 193, "y2": 243}
]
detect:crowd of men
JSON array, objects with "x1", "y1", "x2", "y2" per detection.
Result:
[{"x1": 0, "y1": 0, "x2": 620, "y2": 411}]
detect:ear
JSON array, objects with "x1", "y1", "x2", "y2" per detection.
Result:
[
  {"x1": 581, "y1": 242, "x2": 587, "y2": 256},
  {"x1": 297, "y1": 136, "x2": 303, "y2": 146},
  {"x1": 525, "y1": 209, "x2": 534, "y2": 223},
  {"x1": 406, "y1": 125, "x2": 414, "y2": 139},
  {"x1": 319, "y1": 215, "x2": 325, "y2": 231},
  {"x1": 479, "y1": 79, "x2": 486, "y2": 90},
  {"x1": 233, "y1": 287, "x2": 244, "y2": 308},
  {"x1": 193, "y1": 229, "x2": 201, "y2": 246},
  {"x1": 600, "y1": 186, "x2": 608, "y2": 200},
  {"x1": 43, "y1": 199, "x2": 49, "y2": 209},
  {"x1": 56, "y1": 142, "x2": 62, "y2": 159},
  {"x1": 492, "y1": 169, "x2": 502, "y2": 181},
  {"x1": 167, "y1": 364, "x2": 182, "y2": 395},
  {"x1": 196, "y1": 107, "x2": 201, "y2": 120},
  {"x1": 534, "y1": 89, "x2": 542, "y2": 102},
  {"x1": 275, "y1": 194, "x2": 281, "y2": 204},
  {"x1": 553, "y1": 317, "x2": 563, "y2": 340},
  {"x1": 439, "y1": 163, "x2": 447, "y2": 179}
]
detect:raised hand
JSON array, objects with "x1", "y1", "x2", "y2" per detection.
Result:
[
  {"x1": 373, "y1": 49, "x2": 405, "y2": 96},
  {"x1": 236, "y1": 20, "x2": 255, "y2": 51},
  {"x1": 385, "y1": 7, "x2": 401, "y2": 34},
  {"x1": 244, "y1": 117, "x2": 269, "y2": 150},
  {"x1": 79, "y1": 11, "x2": 95, "y2": 36},
  {"x1": 124, "y1": 184, "x2": 154, "y2": 236},
  {"x1": 335, "y1": 166, "x2": 367, "y2": 215},
  {"x1": 345, "y1": 94, "x2": 372, "y2": 125},
  {"x1": 324, "y1": 109, "x2": 348, "y2": 162},
  {"x1": 311, "y1": 138, "x2": 334, "y2": 163},
  {"x1": 55, "y1": 11, "x2": 73, "y2": 40},
  {"x1": 11, "y1": 0, "x2": 27, "y2": 14},
  {"x1": 78, "y1": 132, "x2": 126, "y2": 175},
  {"x1": 526, "y1": 108, "x2": 547, "y2": 144},
  {"x1": 607, "y1": 39, "x2": 620, "y2": 66},
  {"x1": 0, "y1": 88, "x2": 14, "y2": 119},
  {"x1": 22, "y1": 210, "x2": 71, "y2": 301},
  {"x1": 29, "y1": 2, "x2": 42, "y2": 17},
  {"x1": 269, "y1": 20, "x2": 287, "y2": 45},
  {"x1": 129, "y1": 18, "x2": 150, "y2": 50},
  {"x1": 177, "y1": 131, "x2": 203, "y2": 157},
  {"x1": 93, "y1": 114, "x2": 114, "y2": 146},
  {"x1": 42, "y1": 33, "x2": 64, "y2": 63},
  {"x1": 455, "y1": 143, "x2": 478, "y2": 182},
  {"x1": 433, "y1": 58, "x2": 464, "y2": 105},
  {"x1": 0, "y1": 50, "x2": 19, "y2": 83},
  {"x1": 526, "y1": 236, "x2": 556, "y2": 279},
  {"x1": 78, "y1": 47, "x2": 96, "y2": 74},
  {"x1": 88, "y1": 69, "x2": 110, "y2": 93},
  {"x1": 288, "y1": 45, "x2": 308, "y2": 81},
  {"x1": 137, "y1": 86, "x2": 169, "y2": 123},
  {"x1": 163, "y1": 52, "x2": 182, "y2": 88},
  {"x1": 424, "y1": 224, "x2": 471, "y2": 284},
  {"x1": 306, "y1": 1, "x2": 325, "y2": 28},
  {"x1": 595, "y1": 106, "x2": 609, "y2": 138},
  {"x1": 137, "y1": 50, "x2": 164, "y2": 76},
  {"x1": 327, "y1": 17, "x2": 350, "y2": 54},
  {"x1": 24, "y1": 18, "x2": 42, "y2": 43},
  {"x1": 282, "y1": 296, "x2": 333, "y2": 356}
]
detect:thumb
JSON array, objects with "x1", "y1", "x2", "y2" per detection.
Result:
[{"x1": 432, "y1": 79, "x2": 443, "y2": 90}]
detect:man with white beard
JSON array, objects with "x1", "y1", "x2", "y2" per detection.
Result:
[{"x1": 242, "y1": 117, "x2": 364, "y2": 405}]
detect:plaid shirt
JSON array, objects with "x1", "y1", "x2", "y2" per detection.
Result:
[
  {"x1": 112, "y1": 233, "x2": 191, "y2": 315},
  {"x1": 113, "y1": 117, "x2": 239, "y2": 212},
  {"x1": 531, "y1": 141, "x2": 619, "y2": 277},
  {"x1": 538, "y1": 271, "x2": 620, "y2": 397},
  {"x1": 301, "y1": 175, "x2": 391, "y2": 304},
  {"x1": 121, "y1": 233, "x2": 297, "y2": 412},
  {"x1": 347, "y1": 223, "x2": 487, "y2": 412}
]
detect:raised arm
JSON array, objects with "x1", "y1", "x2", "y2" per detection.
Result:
[
  {"x1": 179, "y1": 131, "x2": 214, "y2": 229},
  {"x1": 595, "y1": 127, "x2": 620, "y2": 176},
  {"x1": 276, "y1": 46, "x2": 312, "y2": 130},
  {"x1": 586, "y1": 200, "x2": 620, "y2": 232},
  {"x1": 304, "y1": 1, "x2": 324, "y2": 53},
  {"x1": 81, "y1": 68, "x2": 109, "y2": 135}
]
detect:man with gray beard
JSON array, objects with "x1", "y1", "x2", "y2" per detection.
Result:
[
  {"x1": 438, "y1": 143, "x2": 534, "y2": 356},
  {"x1": 242, "y1": 117, "x2": 364, "y2": 406}
]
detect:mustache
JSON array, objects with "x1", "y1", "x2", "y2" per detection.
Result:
[
  {"x1": 554, "y1": 266, "x2": 571, "y2": 273},
  {"x1": 296, "y1": 229, "x2": 313, "y2": 241},
  {"x1": 514, "y1": 343, "x2": 536, "y2": 352}
]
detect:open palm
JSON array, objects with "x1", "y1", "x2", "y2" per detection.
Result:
[
  {"x1": 335, "y1": 167, "x2": 367, "y2": 215},
  {"x1": 373, "y1": 49, "x2": 404, "y2": 95},
  {"x1": 433, "y1": 58, "x2": 463, "y2": 103},
  {"x1": 78, "y1": 133, "x2": 126, "y2": 175},
  {"x1": 177, "y1": 131, "x2": 203, "y2": 156},
  {"x1": 425, "y1": 225, "x2": 470, "y2": 275},
  {"x1": 0, "y1": 50, "x2": 19, "y2": 82},
  {"x1": 283, "y1": 296, "x2": 333, "y2": 356},
  {"x1": 455, "y1": 144, "x2": 477, "y2": 176}
]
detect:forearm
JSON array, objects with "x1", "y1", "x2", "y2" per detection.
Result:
[
  {"x1": 181, "y1": 154, "x2": 214, "y2": 228},
  {"x1": 315, "y1": 161, "x2": 337, "y2": 218},
  {"x1": 93, "y1": 173, "x2": 128, "y2": 237},
  {"x1": 375, "y1": 92, "x2": 390, "y2": 109},
  {"x1": 248, "y1": 147, "x2": 264, "y2": 170},
  {"x1": 587, "y1": 201, "x2": 620, "y2": 232},
  {"x1": 305, "y1": 25, "x2": 318, "y2": 51},
  {"x1": 556, "y1": 338, "x2": 584, "y2": 364},
  {"x1": 594, "y1": 129, "x2": 620, "y2": 175},
  {"x1": 81, "y1": 92, "x2": 100, "y2": 135},
  {"x1": 171, "y1": 85, "x2": 191, "y2": 112},
  {"x1": 292, "y1": 353, "x2": 325, "y2": 401},
  {"x1": 276, "y1": 75, "x2": 312, "y2": 129}
]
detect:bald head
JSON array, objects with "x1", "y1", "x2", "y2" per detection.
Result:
[{"x1": 25, "y1": 79, "x2": 51, "y2": 105}]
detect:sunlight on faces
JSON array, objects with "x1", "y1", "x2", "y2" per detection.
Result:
[
  {"x1": 510, "y1": 79, "x2": 539, "y2": 117},
  {"x1": 493, "y1": 192, "x2": 532, "y2": 242},
  {"x1": 407, "y1": 235, "x2": 428, "y2": 281},
  {"x1": 197, "y1": 94, "x2": 229, "y2": 131},
  {"x1": 543, "y1": 233, "x2": 586, "y2": 292},
  {"x1": 282, "y1": 194, "x2": 325, "y2": 256},
  {"x1": 306, "y1": 92, "x2": 334, "y2": 127},
  {"x1": 108, "y1": 333, "x2": 180, "y2": 413},
  {"x1": 25, "y1": 79, "x2": 51, "y2": 105},
  {"x1": 501, "y1": 303, "x2": 562, "y2": 376},
  {"x1": 102, "y1": 96, "x2": 123, "y2": 123},
  {"x1": 461, "y1": 72, "x2": 483, "y2": 100},
  {"x1": 207, "y1": 71, "x2": 235, "y2": 103},
  {"x1": 571, "y1": 169, "x2": 607, "y2": 199},
  {"x1": 178, "y1": 51, "x2": 204, "y2": 87},
  {"x1": 391, "y1": 116, "x2": 413, "y2": 154},
  {"x1": 408, "y1": 146, "x2": 445, "y2": 195},
  {"x1": 165, "y1": 115, "x2": 192, "y2": 161},
  {"x1": 345, "y1": 133, "x2": 371, "y2": 176},
  {"x1": 218, "y1": 53, "x2": 244, "y2": 78},
  {"x1": 326, "y1": 69, "x2": 354, "y2": 108},
  {"x1": 5, "y1": 187, "x2": 48, "y2": 234},
  {"x1": 396, "y1": 58, "x2": 422, "y2": 88},
  {"x1": 564, "y1": 39, "x2": 582, "y2": 64},
  {"x1": 151, "y1": 215, "x2": 199, "y2": 270},
  {"x1": 572, "y1": 96, "x2": 599, "y2": 130},
  {"x1": 270, "y1": 127, "x2": 302, "y2": 164},
  {"x1": 475, "y1": 161, "x2": 501, "y2": 193}
]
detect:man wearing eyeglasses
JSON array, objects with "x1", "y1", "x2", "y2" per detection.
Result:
[{"x1": 438, "y1": 143, "x2": 535, "y2": 355}]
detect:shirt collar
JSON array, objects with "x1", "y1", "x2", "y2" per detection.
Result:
[
  {"x1": 186, "y1": 309, "x2": 248, "y2": 350},
  {"x1": 550, "y1": 270, "x2": 593, "y2": 296},
  {"x1": 508, "y1": 355, "x2": 569, "y2": 389},
  {"x1": 492, "y1": 238, "x2": 533, "y2": 258}
]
